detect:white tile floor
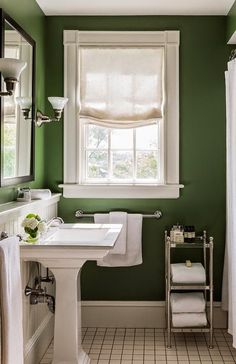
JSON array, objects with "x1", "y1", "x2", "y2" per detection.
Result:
[{"x1": 40, "y1": 328, "x2": 236, "y2": 364}]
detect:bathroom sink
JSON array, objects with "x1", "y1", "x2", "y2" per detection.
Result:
[
  {"x1": 20, "y1": 223, "x2": 122, "y2": 259},
  {"x1": 20, "y1": 222, "x2": 122, "y2": 364}
]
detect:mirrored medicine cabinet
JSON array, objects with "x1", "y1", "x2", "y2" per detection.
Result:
[{"x1": 0, "y1": 9, "x2": 35, "y2": 186}]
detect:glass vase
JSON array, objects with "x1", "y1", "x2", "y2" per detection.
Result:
[{"x1": 25, "y1": 232, "x2": 39, "y2": 244}]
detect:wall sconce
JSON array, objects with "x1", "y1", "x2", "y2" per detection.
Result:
[
  {"x1": 16, "y1": 96, "x2": 68, "y2": 127},
  {"x1": 0, "y1": 58, "x2": 27, "y2": 96},
  {"x1": 16, "y1": 97, "x2": 32, "y2": 119}
]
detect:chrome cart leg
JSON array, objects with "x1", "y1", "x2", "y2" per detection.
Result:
[
  {"x1": 209, "y1": 237, "x2": 214, "y2": 349},
  {"x1": 167, "y1": 290, "x2": 171, "y2": 348},
  {"x1": 167, "y1": 237, "x2": 171, "y2": 348}
]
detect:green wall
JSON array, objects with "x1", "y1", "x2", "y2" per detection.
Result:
[
  {"x1": 0, "y1": 0, "x2": 46, "y2": 203},
  {"x1": 45, "y1": 16, "x2": 227, "y2": 301}
]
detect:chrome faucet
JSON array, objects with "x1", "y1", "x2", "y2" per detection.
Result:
[{"x1": 46, "y1": 217, "x2": 64, "y2": 228}]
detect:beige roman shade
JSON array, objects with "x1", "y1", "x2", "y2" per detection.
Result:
[{"x1": 79, "y1": 47, "x2": 164, "y2": 128}]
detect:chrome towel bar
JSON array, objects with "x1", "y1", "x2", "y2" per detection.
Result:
[{"x1": 75, "y1": 209, "x2": 162, "y2": 219}]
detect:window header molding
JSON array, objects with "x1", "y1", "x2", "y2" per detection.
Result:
[
  {"x1": 62, "y1": 30, "x2": 182, "y2": 198},
  {"x1": 63, "y1": 30, "x2": 180, "y2": 46}
]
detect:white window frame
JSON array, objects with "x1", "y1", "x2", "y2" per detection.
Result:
[{"x1": 60, "y1": 30, "x2": 183, "y2": 199}]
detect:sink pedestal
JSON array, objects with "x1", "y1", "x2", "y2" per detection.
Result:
[
  {"x1": 50, "y1": 263, "x2": 89, "y2": 364},
  {"x1": 37, "y1": 255, "x2": 108, "y2": 364},
  {"x1": 20, "y1": 223, "x2": 122, "y2": 364}
]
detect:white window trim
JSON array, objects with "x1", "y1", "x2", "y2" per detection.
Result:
[{"x1": 60, "y1": 30, "x2": 184, "y2": 199}]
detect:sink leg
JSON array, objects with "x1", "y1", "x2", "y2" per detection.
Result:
[{"x1": 50, "y1": 267, "x2": 90, "y2": 364}]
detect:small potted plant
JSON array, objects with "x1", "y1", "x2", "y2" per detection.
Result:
[{"x1": 21, "y1": 213, "x2": 47, "y2": 243}]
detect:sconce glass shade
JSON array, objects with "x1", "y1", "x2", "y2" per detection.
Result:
[
  {"x1": 16, "y1": 97, "x2": 32, "y2": 109},
  {"x1": 0, "y1": 58, "x2": 27, "y2": 80},
  {"x1": 48, "y1": 97, "x2": 68, "y2": 110}
]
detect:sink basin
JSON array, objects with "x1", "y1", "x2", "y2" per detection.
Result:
[
  {"x1": 20, "y1": 223, "x2": 122, "y2": 248},
  {"x1": 20, "y1": 223, "x2": 122, "y2": 364},
  {"x1": 41, "y1": 223, "x2": 122, "y2": 246}
]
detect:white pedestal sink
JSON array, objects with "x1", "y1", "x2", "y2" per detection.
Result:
[{"x1": 20, "y1": 223, "x2": 122, "y2": 364}]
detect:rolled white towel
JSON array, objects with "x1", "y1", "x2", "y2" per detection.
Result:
[
  {"x1": 171, "y1": 263, "x2": 206, "y2": 284},
  {"x1": 171, "y1": 292, "x2": 206, "y2": 313},
  {"x1": 172, "y1": 312, "x2": 207, "y2": 327},
  {"x1": 30, "y1": 189, "x2": 52, "y2": 200}
]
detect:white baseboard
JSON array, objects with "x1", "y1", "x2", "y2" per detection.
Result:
[
  {"x1": 24, "y1": 312, "x2": 54, "y2": 364},
  {"x1": 23, "y1": 301, "x2": 227, "y2": 364},
  {"x1": 81, "y1": 301, "x2": 227, "y2": 329}
]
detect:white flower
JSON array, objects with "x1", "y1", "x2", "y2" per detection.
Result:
[
  {"x1": 25, "y1": 217, "x2": 38, "y2": 230},
  {"x1": 21, "y1": 218, "x2": 30, "y2": 228},
  {"x1": 38, "y1": 221, "x2": 47, "y2": 233}
]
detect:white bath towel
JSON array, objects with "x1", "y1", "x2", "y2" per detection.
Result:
[
  {"x1": 30, "y1": 189, "x2": 52, "y2": 200},
  {"x1": 170, "y1": 292, "x2": 206, "y2": 313},
  {"x1": 0, "y1": 236, "x2": 24, "y2": 364},
  {"x1": 171, "y1": 263, "x2": 206, "y2": 284},
  {"x1": 172, "y1": 312, "x2": 207, "y2": 327},
  {"x1": 96, "y1": 214, "x2": 143, "y2": 267}
]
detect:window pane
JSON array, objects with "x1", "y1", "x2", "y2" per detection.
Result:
[
  {"x1": 111, "y1": 129, "x2": 133, "y2": 150},
  {"x1": 86, "y1": 124, "x2": 108, "y2": 149},
  {"x1": 136, "y1": 124, "x2": 158, "y2": 150},
  {"x1": 4, "y1": 124, "x2": 16, "y2": 178},
  {"x1": 112, "y1": 151, "x2": 133, "y2": 179},
  {"x1": 87, "y1": 151, "x2": 108, "y2": 178},
  {"x1": 4, "y1": 148, "x2": 16, "y2": 178},
  {"x1": 136, "y1": 151, "x2": 158, "y2": 179}
]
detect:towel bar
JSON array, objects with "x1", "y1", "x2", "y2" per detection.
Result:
[{"x1": 75, "y1": 209, "x2": 162, "y2": 219}]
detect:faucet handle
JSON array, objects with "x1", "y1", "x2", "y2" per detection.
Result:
[
  {"x1": 16, "y1": 234, "x2": 23, "y2": 241},
  {"x1": 0, "y1": 231, "x2": 8, "y2": 240}
]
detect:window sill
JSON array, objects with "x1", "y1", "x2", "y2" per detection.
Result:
[{"x1": 58, "y1": 184, "x2": 184, "y2": 199}]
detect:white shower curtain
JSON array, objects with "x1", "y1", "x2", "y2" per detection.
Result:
[{"x1": 222, "y1": 59, "x2": 236, "y2": 347}]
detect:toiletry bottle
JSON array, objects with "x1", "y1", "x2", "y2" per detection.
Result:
[
  {"x1": 187, "y1": 226, "x2": 192, "y2": 242},
  {"x1": 174, "y1": 224, "x2": 184, "y2": 243},
  {"x1": 187, "y1": 226, "x2": 195, "y2": 243},
  {"x1": 184, "y1": 226, "x2": 189, "y2": 243},
  {"x1": 184, "y1": 226, "x2": 188, "y2": 242}
]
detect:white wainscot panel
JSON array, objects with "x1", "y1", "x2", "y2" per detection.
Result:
[{"x1": 0, "y1": 194, "x2": 60, "y2": 364}]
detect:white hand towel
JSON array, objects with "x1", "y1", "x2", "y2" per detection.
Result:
[
  {"x1": 170, "y1": 292, "x2": 206, "y2": 313},
  {"x1": 94, "y1": 213, "x2": 108, "y2": 225},
  {"x1": 30, "y1": 189, "x2": 52, "y2": 200},
  {"x1": 97, "y1": 214, "x2": 143, "y2": 267},
  {"x1": 95, "y1": 212, "x2": 127, "y2": 255},
  {"x1": 0, "y1": 236, "x2": 24, "y2": 364},
  {"x1": 171, "y1": 263, "x2": 206, "y2": 284},
  {"x1": 108, "y1": 212, "x2": 127, "y2": 254},
  {"x1": 172, "y1": 312, "x2": 207, "y2": 327}
]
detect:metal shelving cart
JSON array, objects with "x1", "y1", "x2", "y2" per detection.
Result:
[{"x1": 165, "y1": 230, "x2": 214, "y2": 348}]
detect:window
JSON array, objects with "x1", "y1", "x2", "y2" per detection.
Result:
[
  {"x1": 82, "y1": 123, "x2": 161, "y2": 184},
  {"x1": 61, "y1": 31, "x2": 182, "y2": 198}
]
